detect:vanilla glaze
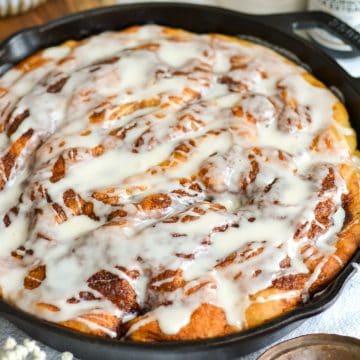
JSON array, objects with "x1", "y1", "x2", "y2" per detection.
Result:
[{"x1": 0, "y1": 25, "x2": 357, "y2": 338}]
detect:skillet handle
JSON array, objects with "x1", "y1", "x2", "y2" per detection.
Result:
[
  {"x1": 257, "y1": 11, "x2": 360, "y2": 90},
  {"x1": 258, "y1": 11, "x2": 359, "y2": 48}
]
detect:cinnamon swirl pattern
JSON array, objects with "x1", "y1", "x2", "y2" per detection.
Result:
[{"x1": 0, "y1": 25, "x2": 359, "y2": 341}]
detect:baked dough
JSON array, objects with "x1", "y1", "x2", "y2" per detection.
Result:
[{"x1": 0, "y1": 25, "x2": 358, "y2": 341}]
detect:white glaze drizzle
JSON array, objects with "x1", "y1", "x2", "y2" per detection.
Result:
[{"x1": 0, "y1": 25, "x2": 357, "y2": 338}]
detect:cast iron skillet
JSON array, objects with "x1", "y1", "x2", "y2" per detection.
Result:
[{"x1": 0, "y1": 3, "x2": 359, "y2": 359}]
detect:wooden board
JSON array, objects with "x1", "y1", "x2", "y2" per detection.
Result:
[{"x1": 0, "y1": 0, "x2": 117, "y2": 40}]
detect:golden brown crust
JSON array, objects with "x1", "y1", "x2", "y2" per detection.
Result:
[
  {"x1": 60, "y1": 313, "x2": 120, "y2": 337},
  {"x1": 122, "y1": 165, "x2": 359, "y2": 341},
  {"x1": 0, "y1": 24, "x2": 359, "y2": 343},
  {"x1": 126, "y1": 304, "x2": 237, "y2": 341},
  {"x1": 119, "y1": 32, "x2": 360, "y2": 341}
]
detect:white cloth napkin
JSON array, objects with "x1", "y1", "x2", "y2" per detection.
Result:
[{"x1": 0, "y1": 267, "x2": 359, "y2": 359}]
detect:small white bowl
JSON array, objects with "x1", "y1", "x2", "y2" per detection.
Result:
[{"x1": 0, "y1": 0, "x2": 47, "y2": 17}]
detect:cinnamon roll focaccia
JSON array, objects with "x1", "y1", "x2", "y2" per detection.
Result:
[{"x1": 0, "y1": 25, "x2": 359, "y2": 341}]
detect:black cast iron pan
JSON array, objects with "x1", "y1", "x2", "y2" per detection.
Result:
[{"x1": 0, "y1": 3, "x2": 359, "y2": 359}]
